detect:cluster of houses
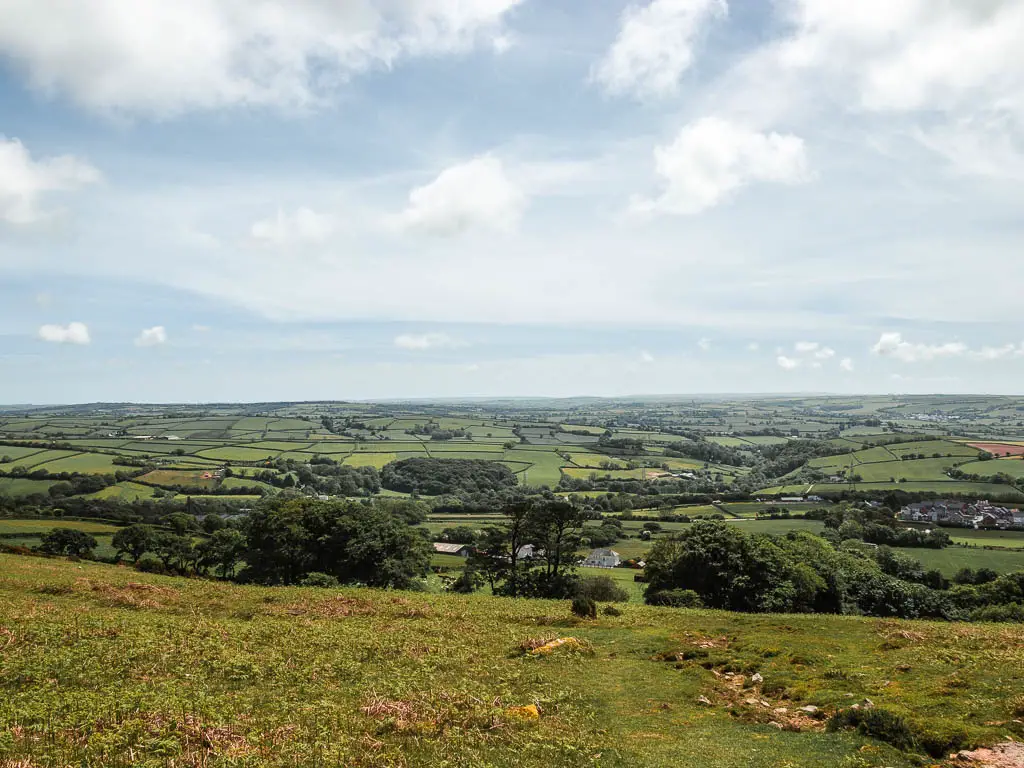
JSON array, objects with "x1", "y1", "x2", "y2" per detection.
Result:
[
  {"x1": 899, "y1": 500, "x2": 1024, "y2": 529},
  {"x1": 431, "y1": 542, "x2": 622, "y2": 568}
]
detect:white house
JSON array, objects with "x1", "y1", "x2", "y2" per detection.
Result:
[{"x1": 582, "y1": 548, "x2": 621, "y2": 568}]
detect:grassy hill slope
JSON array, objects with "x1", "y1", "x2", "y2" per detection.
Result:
[{"x1": 1, "y1": 554, "x2": 1022, "y2": 767}]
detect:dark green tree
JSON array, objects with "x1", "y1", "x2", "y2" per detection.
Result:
[
  {"x1": 39, "y1": 528, "x2": 97, "y2": 557},
  {"x1": 112, "y1": 524, "x2": 158, "y2": 562},
  {"x1": 241, "y1": 498, "x2": 431, "y2": 588},
  {"x1": 197, "y1": 528, "x2": 246, "y2": 578}
]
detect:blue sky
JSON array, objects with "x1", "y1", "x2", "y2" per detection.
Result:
[{"x1": 1, "y1": 0, "x2": 1023, "y2": 402}]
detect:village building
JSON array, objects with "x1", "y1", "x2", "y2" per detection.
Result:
[
  {"x1": 432, "y1": 542, "x2": 472, "y2": 558},
  {"x1": 582, "y1": 548, "x2": 621, "y2": 568},
  {"x1": 899, "y1": 500, "x2": 1024, "y2": 529}
]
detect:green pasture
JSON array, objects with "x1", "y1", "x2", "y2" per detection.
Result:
[
  {"x1": 566, "y1": 453, "x2": 626, "y2": 468},
  {"x1": 34, "y1": 452, "x2": 121, "y2": 475},
  {"x1": 853, "y1": 457, "x2": 966, "y2": 482},
  {"x1": 89, "y1": 481, "x2": 163, "y2": 501},
  {"x1": 138, "y1": 469, "x2": 220, "y2": 489},
  {"x1": 0, "y1": 445, "x2": 51, "y2": 461},
  {"x1": 0, "y1": 478, "x2": 59, "y2": 497},
  {"x1": 427, "y1": 443, "x2": 505, "y2": 454},
  {"x1": 344, "y1": 453, "x2": 398, "y2": 469},
  {"x1": 559, "y1": 424, "x2": 606, "y2": 435},
  {"x1": 885, "y1": 440, "x2": 979, "y2": 458},
  {"x1": 197, "y1": 446, "x2": 281, "y2": 462},
  {"x1": 958, "y1": 458, "x2": 1024, "y2": 479},
  {"x1": 0, "y1": 518, "x2": 122, "y2": 535},
  {"x1": 243, "y1": 441, "x2": 314, "y2": 452},
  {"x1": 1, "y1": 449, "x2": 79, "y2": 470},
  {"x1": 906, "y1": 545, "x2": 1024, "y2": 575}
]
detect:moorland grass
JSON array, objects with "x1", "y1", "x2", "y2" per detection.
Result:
[{"x1": 1, "y1": 554, "x2": 1022, "y2": 767}]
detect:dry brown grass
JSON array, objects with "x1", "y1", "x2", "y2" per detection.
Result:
[{"x1": 271, "y1": 595, "x2": 376, "y2": 619}]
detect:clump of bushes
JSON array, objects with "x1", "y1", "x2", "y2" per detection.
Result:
[
  {"x1": 575, "y1": 575, "x2": 629, "y2": 603},
  {"x1": 970, "y1": 602, "x2": 1024, "y2": 623},
  {"x1": 646, "y1": 588, "x2": 703, "y2": 608},
  {"x1": 571, "y1": 595, "x2": 597, "y2": 619},
  {"x1": 300, "y1": 572, "x2": 340, "y2": 588},
  {"x1": 827, "y1": 707, "x2": 967, "y2": 758}
]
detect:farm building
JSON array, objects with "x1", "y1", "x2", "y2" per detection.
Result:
[
  {"x1": 433, "y1": 542, "x2": 471, "y2": 558},
  {"x1": 582, "y1": 548, "x2": 621, "y2": 568},
  {"x1": 516, "y1": 544, "x2": 537, "y2": 560}
]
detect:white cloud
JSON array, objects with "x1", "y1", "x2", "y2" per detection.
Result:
[
  {"x1": 871, "y1": 333, "x2": 1024, "y2": 364},
  {"x1": 839, "y1": 357, "x2": 854, "y2": 372},
  {"x1": 38, "y1": 322, "x2": 90, "y2": 345},
  {"x1": 870, "y1": 332, "x2": 967, "y2": 363},
  {"x1": 0, "y1": 137, "x2": 100, "y2": 225},
  {"x1": 393, "y1": 333, "x2": 462, "y2": 350},
  {"x1": 399, "y1": 155, "x2": 526, "y2": 236},
  {"x1": 697, "y1": 337, "x2": 711, "y2": 351},
  {"x1": 776, "y1": 355, "x2": 800, "y2": 370},
  {"x1": 592, "y1": 0, "x2": 727, "y2": 99},
  {"x1": 814, "y1": 346, "x2": 835, "y2": 360},
  {"x1": 773, "y1": 0, "x2": 1024, "y2": 176},
  {"x1": 746, "y1": 342, "x2": 759, "y2": 352},
  {"x1": 135, "y1": 326, "x2": 168, "y2": 347},
  {"x1": 640, "y1": 350, "x2": 655, "y2": 363},
  {"x1": 794, "y1": 340, "x2": 819, "y2": 353},
  {"x1": 251, "y1": 207, "x2": 336, "y2": 246},
  {"x1": 0, "y1": 0, "x2": 523, "y2": 116},
  {"x1": 632, "y1": 117, "x2": 810, "y2": 215},
  {"x1": 969, "y1": 343, "x2": 1024, "y2": 361},
  {"x1": 191, "y1": 324, "x2": 210, "y2": 333}
]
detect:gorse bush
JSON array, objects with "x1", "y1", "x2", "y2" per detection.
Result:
[
  {"x1": 575, "y1": 575, "x2": 629, "y2": 603},
  {"x1": 571, "y1": 595, "x2": 597, "y2": 619}
]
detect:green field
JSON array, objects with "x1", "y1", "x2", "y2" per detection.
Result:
[
  {"x1": 89, "y1": 481, "x2": 163, "y2": 501},
  {"x1": 34, "y1": 452, "x2": 121, "y2": 475},
  {"x1": 137, "y1": 469, "x2": 220, "y2": 489},
  {"x1": 196, "y1": 446, "x2": 282, "y2": 462},
  {"x1": 0, "y1": 518, "x2": 122, "y2": 535},
  {"x1": 0, "y1": 477, "x2": 58, "y2": 496},
  {"x1": 909, "y1": 545, "x2": 1024, "y2": 576},
  {"x1": 1, "y1": 554, "x2": 1023, "y2": 767},
  {"x1": 0, "y1": 445, "x2": 51, "y2": 461},
  {"x1": 344, "y1": 452, "x2": 398, "y2": 469}
]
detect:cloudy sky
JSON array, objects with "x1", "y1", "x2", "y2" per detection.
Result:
[{"x1": 1, "y1": 0, "x2": 1023, "y2": 402}]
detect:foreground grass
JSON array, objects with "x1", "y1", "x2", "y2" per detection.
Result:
[{"x1": 1, "y1": 555, "x2": 1023, "y2": 767}]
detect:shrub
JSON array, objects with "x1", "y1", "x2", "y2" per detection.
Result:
[
  {"x1": 576, "y1": 575, "x2": 629, "y2": 603},
  {"x1": 300, "y1": 572, "x2": 340, "y2": 588},
  {"x1": 571, "y1": 595, "x2": 597, "y2": 619},
  {"x1": 646, "y1": 588, "x2": 703, "y2": 608},
  {"x1": 134, "y1": 556, "x2": 167, "y2": 574},
  {"x1": 826, "y1": 707, "x2": 917, "y2": 753},
  {"x1": 602, "y1": 604, "x2": 622, "y2": 617},
  {"x1": 971, "y1": 602, "x2": 1024, "y2": 623},
  {"x1": 826, "y1": 707, "x2": 966, "y2": 758}
]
